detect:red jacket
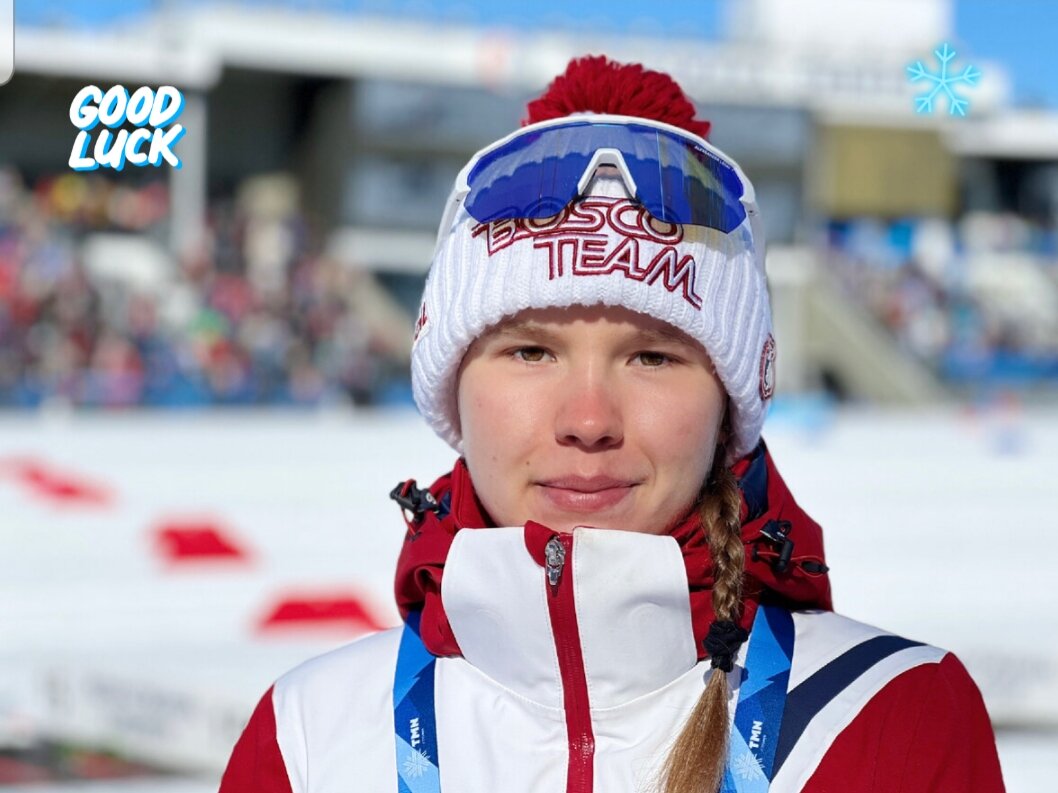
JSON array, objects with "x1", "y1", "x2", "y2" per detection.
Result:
[{"x1": 221, "y1": 445, "x2": 1005, "y2": 792}]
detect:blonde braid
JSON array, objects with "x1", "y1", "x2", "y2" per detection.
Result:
[{"x1": 659, "y1": 444, "x2": 745, "y2": 793}]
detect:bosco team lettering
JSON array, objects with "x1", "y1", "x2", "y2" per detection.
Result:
[{"x1": 472, "y1": 197, "x2": 703, "y2": 309}]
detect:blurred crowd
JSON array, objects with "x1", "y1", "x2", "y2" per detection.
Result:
[
  {"x1": 0, "y1": 169, "x2": 411, "y2": 409},
  {"x1": 824, "y1": 214, "x2": 1058, "y2": 387},
  {"x1": 3, "y1": 166, "x2": 1058, "y2": 411}
]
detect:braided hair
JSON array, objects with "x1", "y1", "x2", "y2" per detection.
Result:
[{"x1": 659, "y1": 437, "x2": 745, "y2": 793}]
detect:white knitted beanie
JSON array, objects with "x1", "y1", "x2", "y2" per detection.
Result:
[
  {"x1": 410, "y1": 118, "x2": 775, "y2": 465},
  {"x1": 408, "y1": 105, "x2": 774, "y2": 469}
]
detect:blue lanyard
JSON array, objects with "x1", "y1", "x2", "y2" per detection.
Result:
[
  {"x1": 393, "y1": 605, "x2": 794, "y2": 793},
  {"x1": 721, "y1": 605, "x2": 795, "y2": 792},
  {"x1": 393, "y1": 611, "x2": 441, "y2": 793}
]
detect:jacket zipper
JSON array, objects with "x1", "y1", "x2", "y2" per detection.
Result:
[{"x1": 544, "y1": 533, "x2": 595, "y2": 793}]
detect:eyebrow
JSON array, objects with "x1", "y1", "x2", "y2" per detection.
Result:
[{"x1": 489, "y1": 319, "x2": 695, "y2": 348}]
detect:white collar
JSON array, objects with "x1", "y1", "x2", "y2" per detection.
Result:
[{"x1": 440, "y1": 526, "x2": 699, "y2": 710}]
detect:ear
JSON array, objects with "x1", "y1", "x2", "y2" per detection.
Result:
[{"x1": 717, "y1": 401, "x2": 733, "y2": 446}]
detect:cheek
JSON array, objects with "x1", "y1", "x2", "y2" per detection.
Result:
[
  {"x1": 457, "y1": 365, "x2": 548, "y2": 527},
  {"x1": 639, "y1": 392, "x2": 719, "y2": 441},
  {"x1": 633, "y1": 385, "x2": 724, "y2": 470},
  {"x1": 661, "y1": 414, "x2": 714, "y2": 471},
  {"x1": 458, "y1": 364, "x2": 543, "y2": 463}
]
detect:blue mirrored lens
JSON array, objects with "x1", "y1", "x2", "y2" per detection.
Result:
[{"x1": 464, "y1": 122, "x2": 747, "y2": 233}]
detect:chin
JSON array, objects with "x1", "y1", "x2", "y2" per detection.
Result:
[{"x1": 542, "y1": 509, "x2": 642, "y2": 534}]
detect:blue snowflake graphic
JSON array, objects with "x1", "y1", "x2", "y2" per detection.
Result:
[{"x1": 906, "y1": 42, "x2": 981, "y2": 117}]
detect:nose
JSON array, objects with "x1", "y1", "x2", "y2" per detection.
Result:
[{"x1": 554, "y1": 365, "x2": 623, "y2": 450}]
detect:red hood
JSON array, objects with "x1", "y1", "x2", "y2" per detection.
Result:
[{"x1": 394, "y1": 440, "x2": 832, "y2": 659}]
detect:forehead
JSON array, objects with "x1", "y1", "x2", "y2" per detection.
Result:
[{"x1": 484, "y1": 305, "x2": 699, "y2": 347}]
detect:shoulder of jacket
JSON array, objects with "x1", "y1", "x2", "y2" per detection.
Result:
[
  {"x1": 263, "y1": 628, "x2": 406, "y2": 792},
  {"x1": 274, "y1": 626, "x2": 404, "y2": 702},
  {"x1": 787, "y1": 608, "x2": 949, "y2": 681},
  {"x1": 768, "y1": 610, "x2": 953, "y2": 792}
]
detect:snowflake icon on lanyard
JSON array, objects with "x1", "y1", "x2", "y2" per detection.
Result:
[
  {"x1": 401, "y1": 747, "x2": 432, "y2": 779},
  {"x1": 733, "y1": 750, "x2": 765, "y2": 782},
  {"x1": 906, "y1": 42, "x2": 981, "y2": 117}
]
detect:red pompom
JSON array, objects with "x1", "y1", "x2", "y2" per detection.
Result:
[{"x1": 524, "y1": 55, "x2": 712, "y2": 140}]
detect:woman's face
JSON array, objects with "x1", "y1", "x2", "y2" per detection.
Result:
[{"x1": 456, "y1": 304, "x2": 726, "y2": 535}]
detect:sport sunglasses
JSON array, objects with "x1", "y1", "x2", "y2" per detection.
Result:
[{"x1": 448, "y1": 114, "x2": 758, "y2": 235}]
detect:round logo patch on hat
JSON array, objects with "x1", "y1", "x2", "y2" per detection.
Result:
[
  {"x1": 413, "y1": 299, "x2": 430, "y2": 345},
  {"x1": 759, "y1": 334, "x2": 776, "y2": 400}
]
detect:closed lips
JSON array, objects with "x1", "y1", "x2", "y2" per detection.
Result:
[{"x1": 538, "y1": 477, "x2": 638, "y2": 492}]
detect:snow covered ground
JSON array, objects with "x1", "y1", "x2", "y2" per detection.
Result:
[{"x1": 1, "y1": 405, "x2": 1056, "y2": 790}]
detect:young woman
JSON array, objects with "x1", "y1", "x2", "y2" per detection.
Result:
[{"x1": 220, "y1": 56, "x2": 1005, "y2": 793}]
